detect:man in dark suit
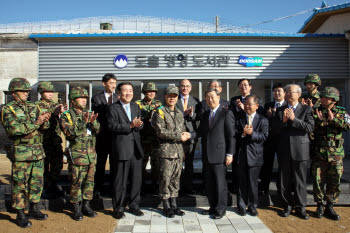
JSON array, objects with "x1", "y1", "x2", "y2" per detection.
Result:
[
  {"x1": 91, "y1": 73, "x2": 118, "y2": 198},
  {"x1": 107, "y1": 82, "x2": 145, "y2": 219},
  {"x1": 236, "y1": 95, "x2": 269, "y2": 216},
  {"x1": 198, "y1": 88, "x2": 235, "y2": 219},
  {"x1": 275, "y1": 84, "x2": 314, "y2": 220},
  {"x1": 259, "y1": 83, "x2": 286, "y2": 203},
  {"x1": 229, "y1": 79, "x2": 264, "y2": 194},
  {"x1": 176, "y1": 79, "x2": 200, "y2": 194}
]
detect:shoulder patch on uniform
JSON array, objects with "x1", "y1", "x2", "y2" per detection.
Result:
[
  {"x1": 64, "y1": 111, "x2": 73, "y2": 125},
  {"x1": 157, "y1": 108, "x2": 165, "y2": 119}
]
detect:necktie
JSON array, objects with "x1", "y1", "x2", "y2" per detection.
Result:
[
  {"x1": 183, "y1": 97, "x2": 188, "y2": 111},
  {"x1": 107, "y1": 94, "x2": 112, "y2": 105},
  {"x1": 248, "y1": 115, "x2": 253, "y2": 126},
  {"x1": 275, "y1": 102, "x2": 280, "y2": 108},
  {"x1": 209, "y1": 111, "x2": 215, "y2": 127},
  {"x1": 125, "y1": 105, "x2": 131, "y2": 121}
]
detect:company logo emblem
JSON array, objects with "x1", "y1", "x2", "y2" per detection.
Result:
[
  {"x1": 114, "y1": 55, "x2": 128, "y2": 69},
  {"x1": 238, "y1": 55, "x2": 263, "y2": 67}
]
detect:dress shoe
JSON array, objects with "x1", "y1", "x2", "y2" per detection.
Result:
[
  {"x1": 324, "y1": 203, "x2": 340, "y2": 221},
  {"x1": 82, "y1": 200, "x2": 97, "y2": 217},
  {"x1": 201, "y1": 209, "x2": 215, "y2": 215},
  {"x1": 212, "y1": 211, "x2": 225, "y2": 219},
  {"x1": 315, "y1": 203, "x2": 324, "y2": 218},
  {"x1": 280, "y1": 206, "x2": 292, "y2": 217},
  {"x1": 129, "y1": 208, "x2": 144, "y2": 216},
  {"x1": 247, "y1": 207, "x2": 258, "y2": 216},
  {"x1": 237, "y1": 207, "x2": 247, "y2": 216},
  {"x1": 29, "y1": 203, "x2": 48, "y2": 220},
  {"x1": 170, "y1": 197, "x2": 185, "y2": 216},
  {"x1": 113, "y1": 210, "x2": 125, "y2": 219},
  {"x1": 162, "y1": 199, "x2": 175, "y2": 218},
  {"x1": 295, "y1": 208, "x2": 309, "y2": 220},
  {"x1": 16, "y1": 209, "x2": 32, "y2": 228}
]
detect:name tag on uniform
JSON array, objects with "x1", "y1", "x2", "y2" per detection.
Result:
[{"x1": 86, "y1": 128, "x2": 92, "y2": 135}]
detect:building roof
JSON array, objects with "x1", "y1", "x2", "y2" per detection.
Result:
[
  {"x1": 29, "y1": 32, "x2": 345, "y2": 40},
  {"x1": 299, "y1": 2, "x2": 350, "y2": 33}
]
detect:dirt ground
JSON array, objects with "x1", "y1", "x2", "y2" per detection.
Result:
[{"x1": 1, "y1": 154, "x2": 350, "y2": 233}]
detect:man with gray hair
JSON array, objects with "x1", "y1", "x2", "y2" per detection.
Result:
[
  {"x1": 200, "y1": 80, "x2": 229, "y2": 114},
  {"x1": 275, "y1": 84, "x2": 314, "y2": 220}
]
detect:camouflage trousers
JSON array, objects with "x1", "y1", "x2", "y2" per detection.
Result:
[
  {"x1": 142, "y1": 143, "x2": 160, "y2": 184},
  {"x1": 159, "y1": 157, "x2": 182, "y2": 199},
  {"x1": 70, "y1": 163, "x2": 95, "y2": 203},
  {"x1": 43, "y1": 144, "x2": 63, "y2": 185},
  {"x1": 12, "y1": 160, "x2": 44, "y2": 209},
  {"x1": 311, "y1": 159, "x2": 343, "y2": 204}
]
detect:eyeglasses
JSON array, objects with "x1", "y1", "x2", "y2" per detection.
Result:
[{"x1": 181, "y1": 85, "x2": 191, "y2": 88}]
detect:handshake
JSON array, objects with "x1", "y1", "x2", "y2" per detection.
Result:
[{"x1": 181, "y1": 132, "x2": 191, "y2": 142}]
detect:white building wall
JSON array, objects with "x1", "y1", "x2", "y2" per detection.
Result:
[{"x1": 315, "y1": 12, "x2": 350, "y2": 34}]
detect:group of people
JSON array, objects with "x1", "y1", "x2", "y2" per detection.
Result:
[{"x1": 1, "y1": 73, "x2": 349, "y2": 228}]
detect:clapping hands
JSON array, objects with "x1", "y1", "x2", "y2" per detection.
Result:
[
  {"x1": 83, "y1": 111, "x2": 99, "y2": 123},
  {"x1": 130, "y1": 117, "x2": 143, "y2": 128},
  {"x1": 181, "y1": 132, "x2": 191, "y2": 142}
]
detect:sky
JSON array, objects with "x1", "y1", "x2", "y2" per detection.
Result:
[{"x1": 0, "y1": 0, "x2": 348, "y2": 33}]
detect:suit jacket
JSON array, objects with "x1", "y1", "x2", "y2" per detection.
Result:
[
  {"x1": 107, "y1": 101, "x2": 144, "y2": 161},
  {"x1": 263, "y1": 101, "x2": 287, "y2": 139},
  {"x1": 275, "y1": 103, "x2": 314, "y2": 161},
  {"x1": 176, "y1": 95, "x2": 200, "y2": 142},
  {"x1": 236, "y1": 113, "x2": 269, "y2": 167},
  {"x1": 198, "y1": 105, "x2": 235, "y2": 164}
]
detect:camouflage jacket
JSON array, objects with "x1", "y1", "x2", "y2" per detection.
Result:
[
  {"x1": 151, "y1": 106, "x2": 186, "y2": 159},
  {"x1": 135, "y1": 98, "x2": 162, "y2": 144},
  {"x1": 301, "y1": 90, "x2": 321, "y2": 108},
  {"x1": 35, "y1": 99, "x2": 62, "y2": 146},
  {"x1": 1, "y1": 100, "x2": 47, "y2": 161},
  {"x1": 313, "y1": 105, "x2": 350, "y2": 162},
  {"x1": 60, "y1": 108, "x2": 100, "y2": 165}
]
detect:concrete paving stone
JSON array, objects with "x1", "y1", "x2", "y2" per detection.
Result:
[
  {"x1": 184, "y1": 231, "x2": 202, "y2": 233},
  {"x1": 115, "y1": 225, "x2": 134, "y2": 232},
  {"x1": 216, "y1": 224, "x2": 235, "y2": 232},
  {"x1": 242, "y1": 215, "x2": 262, "y2": 224},
  {"x1": 124, "y1": 212, "x2": 136, "y2": 219},
  {"x1": 134, "y1": 220, "x2": 151, "y2": 225},
  {"x1": 114, "y1": 232, "x2": 131, "y2": 233},
  {"x1": 150, "y1": 218, "x2": 167, "y2": 225},
  {"x1": 132, "y1": 225, "x2": 150, "y2": 232},
  {"x1": 228, "y1": 217, "x2": 246, "y2": 225},
  {"x1": 198, "y1": 218, "x2": 215, "y2": 225},
  {"x1": 213, "y1": 217, "x2": 231, "y2": 225},
  {"x1": 167, "y1": 219, "x2": 183, "y2": 225},
  {"x1": 249, "y1": 223, "x2": 269, "y2": 230},
  {"x1": 149, "y1": 224, "x2": 167, "y2": 232},
  {"x1": 234, "y1": 223, "x2": 252, "y2": 231},
  {"x1": 200, "y1": 224, "x2": 219, "y2": 233},
  {"x1": 183, "y1": 224, "x2": 202, "y2": 232},
  {"x1": 118, "y1": 219, "x2": 135, "y2": 225},
  {"x1": 167, "y1": 224, "x2": 184, "y2": 232},
  {"x1": 197, "y1": 213, "x2": 211, "y2": 219},
  {"x1": 183, "y1": 219, "x2": 200, "y2": 225}
]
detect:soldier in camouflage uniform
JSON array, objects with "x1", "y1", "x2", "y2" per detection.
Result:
[
  {"x1": 36, "y1": 81, "x2": 65, "y2": 196},
  {"x1": 60, "y1": 87, "x2": 100, "y2": 221},
  {"x1": 311, "y1": 87, "x2": 350, "y2": 220},
  {"x1": 151, "y1": 85, "x2": 191, "y2": 218},
  {"x1": 135, "y1": 82, "x2": 162, "y2": 193},
  {"x1": 301, "y1": 73, "x2": 321, "y2": 108},
  {"x1": 1, "y1": 78, "x2": 50, "y2": 228}
]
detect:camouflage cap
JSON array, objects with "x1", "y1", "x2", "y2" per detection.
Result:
[
  {"x1": 8, "y1": 78, "x2": 31, "y2": 92},
  {"x1": 165, "y1": 85, "x2": 179, "y2": 95},
  {"x1": 69, "y1": 87, "x2": 89, "y2": 100},
  {"x1": 142, "y1": 82, "x2": 158, "y2": 93},
  {"x1": 320, "y1": 86, "x2": 340, "y2": 102},
  {"x1": 304, "y1": 73, "x2": 321, "y2": 86},
  {"x1": 38, "y1": 81, "x2": 54, "y2": 93}
]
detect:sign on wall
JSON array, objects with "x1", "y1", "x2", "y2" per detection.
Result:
[{"x1": 238, "y1": 55, "x2": 263, "y2": 67}]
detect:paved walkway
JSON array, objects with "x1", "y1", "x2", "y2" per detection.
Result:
[{"x1": 113, "y1": 207, "x2": 272, "y2": 233}]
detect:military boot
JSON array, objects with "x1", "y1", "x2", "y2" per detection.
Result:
[
  {"x1": 72, "y1": 202, "x2": 83, "y2": 221},
  {"x1": 82, "y1": 200, "x2": 97, "y2": 217},
  {"x1": 162, "y1": 199, "x2": 175, "y2": 218},
  {"x1": 315, "y1": 202, "x2": 324, "y2": 218},
  {"x1": 324, "y1": 202, "x2": 340, "y2": 221},
  {"x1": 170, "y1": 197, "x2": 185, "y2": 216},
  {"x1": 29, "y1": 203, "x2": 48, "y2": 220},
  {"x1": 16, "y1": 209, "x2": 32, "y2": 228}
]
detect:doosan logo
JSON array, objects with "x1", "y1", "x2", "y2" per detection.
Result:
[
  {"x1": 114, "y1": 55, "x2": 128, "y2": 69},
  {"x1": 238, "y1": 55, "x2": 263, "y2": 67}
]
